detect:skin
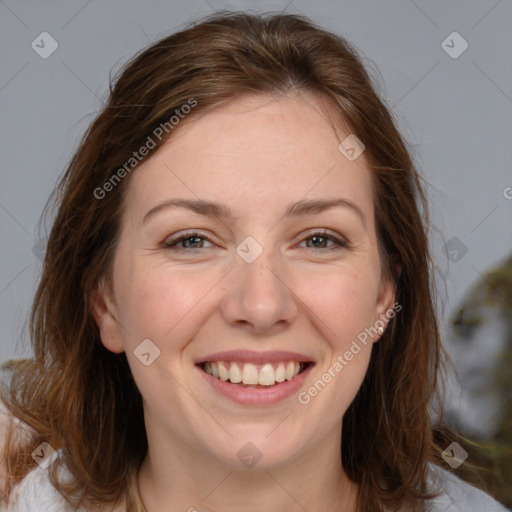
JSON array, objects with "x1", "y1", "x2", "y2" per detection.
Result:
[{"x1": 92, "y1": 92, "x2": 397, "y2": 512}]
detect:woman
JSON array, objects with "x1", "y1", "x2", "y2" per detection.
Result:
[{"x1": 0, "y1": 11, "x2": 508, "y2": 512}]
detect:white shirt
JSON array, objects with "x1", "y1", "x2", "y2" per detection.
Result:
[{"x1": 1, "y1": 458, "x2": 509, "y2": 511}]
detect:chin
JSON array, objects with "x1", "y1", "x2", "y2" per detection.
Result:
[{"x1": 200, "y1": 429, "x2": 309, "y2": 471}]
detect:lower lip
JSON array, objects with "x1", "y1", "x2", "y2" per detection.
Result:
[{"x1": 197, "y1": 364, "x2": 315, "y2": 406}]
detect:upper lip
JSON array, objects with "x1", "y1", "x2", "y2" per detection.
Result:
[{"x1": 195, "y1": 350, "x2": 315, "y2": 365}]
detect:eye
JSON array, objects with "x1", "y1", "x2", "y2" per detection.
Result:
[
  {"x1": 163, "y1": 231, "x2": 214, "y2": 250},
  {"x1": 298, "y1": 230, "x2": 348, "y2": 253},
  {"x1": 162, "y1": 230, "x2": 349, "y2": 253}
]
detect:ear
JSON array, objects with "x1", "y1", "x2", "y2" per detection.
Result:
[
  {"x1": 374, "y1": 261, "x2": 401, "y2": 341},
  {"x1": 90, "y1": 278, "x2": 125, "y2": 354}
]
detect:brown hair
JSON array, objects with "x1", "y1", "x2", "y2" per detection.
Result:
[{"x1": 1, "y1": 11, "x2": 450, "y2": 511}]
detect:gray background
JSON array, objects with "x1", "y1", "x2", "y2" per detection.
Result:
[{"x1": 1, "y1": 0, "x2": 511, "y2": 436}]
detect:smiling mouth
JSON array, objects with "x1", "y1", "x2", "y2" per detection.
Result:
[{"x1": 198, "y1": 360, "x2": 313, "y2": 388}]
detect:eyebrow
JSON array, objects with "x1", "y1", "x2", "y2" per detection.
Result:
[{"x1": 142, "y1": 197, "x2": 366, "y2": 227}]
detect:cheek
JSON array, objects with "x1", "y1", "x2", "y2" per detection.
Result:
[
  {"x1": 114, "y1": 267, "x2": 206, "y2": 402},
  {"x1": 296, "y1": 271, "x2": 377, "y2": 421},
  {"x1": 301, "y1": 265, "x2": 380, "y2": 348},
  {"x1": 115, "y1": 264, "x2": 221, "y2": 348}
]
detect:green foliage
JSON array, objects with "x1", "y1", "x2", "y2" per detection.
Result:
[{"x1": 449, "y1": 253, "x2": 512, "y2": 507}]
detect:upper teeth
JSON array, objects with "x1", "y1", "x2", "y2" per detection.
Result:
[{"x1": 202, "y1": 361, "x2": 302, "y2": 386}]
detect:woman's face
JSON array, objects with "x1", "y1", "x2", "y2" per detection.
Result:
[{"x1": 93, "y1": 93, "x2": 396, "y2": 470}]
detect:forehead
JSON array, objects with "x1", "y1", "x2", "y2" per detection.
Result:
[{"x1": 124, "y1": 93, "x2": 374, "y2": 222}]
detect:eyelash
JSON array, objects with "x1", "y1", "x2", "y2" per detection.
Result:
[{"x1": 162, "y1": 230, "x2": 349, "y2": 253}]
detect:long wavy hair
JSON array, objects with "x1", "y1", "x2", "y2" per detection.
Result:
[{"x1": 1, "y1": 11, "x2": 452, "y2": 511}]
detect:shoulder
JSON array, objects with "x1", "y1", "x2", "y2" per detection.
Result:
[
  {"x1": 1, "y1": 461, "x2": 127, "y2": 512},
  {"x1": 426, "y1": 463, "x2": 510, "y2": 512},
  {"x1": 0, "y1": 462, "x2": 76, "y2": 512},
  {"x1": 0, "y1": 401, "x2": 75, "y2": 512},
  {"x1": 0, "y1": 399, "x2": 27, "y2": 502},
  {"x1": 1, "y1": 403, "x2": 127, "y2": 511}
]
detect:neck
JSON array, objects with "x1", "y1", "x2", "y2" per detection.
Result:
[{"x1": 136, "y1": 420, "x2": 358, "y2": 512}]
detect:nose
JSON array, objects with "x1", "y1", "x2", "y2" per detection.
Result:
[{"x1": 220, "y1": 247, "x2": 299, "y2": 335}]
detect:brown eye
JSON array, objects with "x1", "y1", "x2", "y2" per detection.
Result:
[{"x1": 299, "y1": 231, "x2": 348, "y2": 252}]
